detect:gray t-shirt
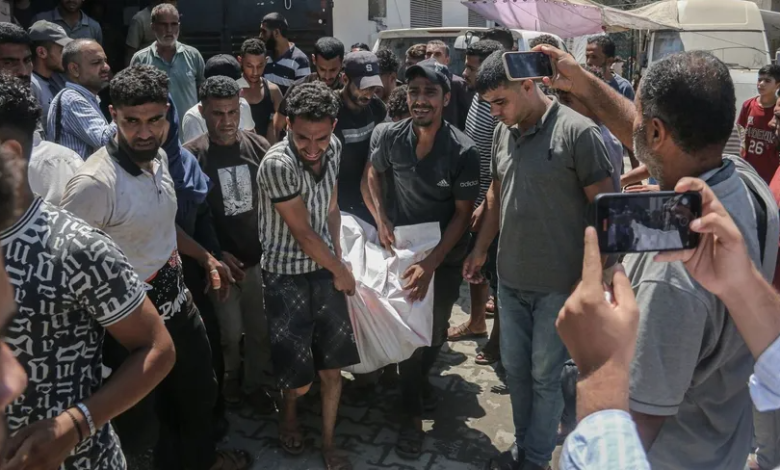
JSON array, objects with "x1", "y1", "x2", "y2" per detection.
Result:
[
  {"x1": 491, "y1": 99, "x2": 613, "y2": 293},
  {"x1": 625, "y1": 157, "x2": 779, "y2": 470}
]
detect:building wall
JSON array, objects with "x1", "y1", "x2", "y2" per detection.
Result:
[{"x1": 333, "y1": 0, "x2": 476, "y2": 49}]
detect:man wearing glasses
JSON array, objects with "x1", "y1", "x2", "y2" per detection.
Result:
[{"x1": 130, "y1": 3, "x2": 204, "y2": 126}]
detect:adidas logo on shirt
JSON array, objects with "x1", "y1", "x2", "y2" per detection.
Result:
[{"x1": 437, "y1": 179, "x2": 450, "y2": 187}]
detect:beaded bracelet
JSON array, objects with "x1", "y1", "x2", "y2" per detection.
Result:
[{"x1": 63, "y1": 409, "x2": 84, "y2": 443}]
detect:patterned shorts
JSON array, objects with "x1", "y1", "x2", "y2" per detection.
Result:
[{"x1": 262, "y1": 269, "x2": 360, "y2": 390}]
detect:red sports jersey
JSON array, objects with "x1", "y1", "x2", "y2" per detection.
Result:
[
  {"x1": 738, "y1": 96, "x2": 779, "y2": 184},
  {"x1": 768, "y1": 166, "x2": 780, "y2": 291}
]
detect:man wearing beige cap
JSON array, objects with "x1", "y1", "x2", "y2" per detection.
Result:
[{"x1": 29, "y1": 20, "x2": 71, "y2": 128}]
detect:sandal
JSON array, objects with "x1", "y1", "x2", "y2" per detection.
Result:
[
  {"x1": 395, "y1": 424, "x2": 425, "y2": 460},
  {"x1": 447, "y1": 322, "x2": 488, "y2": 342},
  {"x1": 279, "y1": 424, "x2": 305, "y2": 456},
  {"x1": 475, "y1": 350, "x2": 500, "y2": 365},
  {"x1": 485, "y1": 295, "x2": 496, "y2": 316},
  {"x1": 210, "y1": 449, "x2": 252, "y2": 470},
  {"x1": 322, "y1": 449, "x2": 353, "y2": 470}
]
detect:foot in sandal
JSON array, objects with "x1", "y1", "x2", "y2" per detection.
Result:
[
  {"x1": 322, "y1": 448, "x2": 353, "y2": 470},
  {"x1": 279, "y1": 422, "x2": 305, "y2": 456},
  {"x1": 209, "y1": 449, "x2": 253, "y2": 470},
  {"x1": 447, "y1": 321, "x2": 488, "y2": 341},
  {"x1": 395, "y1": 418, "x2": 425, "y2": 460}
]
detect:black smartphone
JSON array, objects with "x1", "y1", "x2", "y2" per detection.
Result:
[
  {"x1": 594, "y1": 191, "x2": 702, "y2": 254},
  {"x1": 502, "y1": 51, "x2": 555, "y2": 81}
]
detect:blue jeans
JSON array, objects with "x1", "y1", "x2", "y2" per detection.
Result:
[{"x1": 498, "y1": 285, "x2": 570, "y2": 467}]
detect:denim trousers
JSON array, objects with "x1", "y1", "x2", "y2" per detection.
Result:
[{"x1": 498, "y1": 284, "x2": 570, "y2": 467}]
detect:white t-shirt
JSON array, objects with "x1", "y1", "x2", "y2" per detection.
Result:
[
  {"x1": 28, "y1": 134, "x2": 84, "y2": 206},
  {"x1": 180, "y1": 98, "x2": 255, "y2": 143}
]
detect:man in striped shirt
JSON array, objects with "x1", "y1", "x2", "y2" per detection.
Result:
[
  {"x1": 260, "y1": 12, "x2": 311, "y2": 95},
  {"x1": 47, "y1": 38, "x2": 115, "y2": 159},
  {"x1": 447, "y1": 40, "x2": 504, "y2": 360},
  {"x1": 257, "y1": 81, "x2": 359, "y2": 470}
]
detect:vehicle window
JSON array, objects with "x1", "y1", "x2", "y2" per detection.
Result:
[
  {"x1": 652, "y1": 30, "x2": 768, "y2": 69},
  {"x1": 652, "y1": 31, "x2": 684, "y2": 61},
  {"x1": 376, "y1": 37, "x2": 467, "y2": 78}
]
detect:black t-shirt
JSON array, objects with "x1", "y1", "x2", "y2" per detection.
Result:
[
  {"x1": 371, "y1": 118, "x2": 480, "y2": 260},
  {"x1": 279, "y1": 73, "x2": 344, "y2": 116},
  {"x1": 2, "y1": 198, "x2": 145, "y2": 469},
  {"x1": 334, "y1": 96, "x2": 387, "y2": 224},
  {"x1": 249, "y1": 78, "x2": 275, "y2": 136},
  {"x1": 185, "y1": 130, "x2": 269, "y2": 266},
  {"x1": 443, "y1": 75, "x2": 474, "y2": 131}
]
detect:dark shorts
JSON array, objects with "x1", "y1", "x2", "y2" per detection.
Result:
[{"x1": 262, "y1": 269, "x2": 360, "y2": 390}]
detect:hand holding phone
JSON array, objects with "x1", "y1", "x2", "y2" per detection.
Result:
[
  {"x1": 595, "y1": 191, "x2": 702, "y2": 254},
  {"x1": 503, "y1": 51, "x2": 556, "y2": 81}
]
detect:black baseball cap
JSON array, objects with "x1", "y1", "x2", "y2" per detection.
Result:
[
  {"x1": 405, "y1": 59, "x2": 451, "y2": 93},
  {"x1": 343, "y1": 51, "x2": 383, "y2": 90}
]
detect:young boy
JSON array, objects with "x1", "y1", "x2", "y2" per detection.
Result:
[{"x1": 738, "y1": 64, "x2": 780, "y2": 184}]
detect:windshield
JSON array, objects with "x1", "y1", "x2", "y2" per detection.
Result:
[
  {"x1": 652, "y1": 30, "x2": 768, "y2": 69},
  {"x1": 376, "y1": 36, "x2": 467, "y2": 77}
]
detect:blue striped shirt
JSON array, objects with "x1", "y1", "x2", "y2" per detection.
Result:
[{"x1": 47, "y1": 82, "x2": 116, "y2": 160}]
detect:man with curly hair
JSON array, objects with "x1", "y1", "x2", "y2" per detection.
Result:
[
  {"x1": 257, "y1": 81, "x2": 359, "y2": 469},
  {"x1": 0, "y1": 73, "x2": 175, "y2": 470},
  {"x1": 376, "y1": 48, "x2": 400, "y2": 103},
  {"x1": 62, "y1": 65, "x2": 248, "y2": 470}
]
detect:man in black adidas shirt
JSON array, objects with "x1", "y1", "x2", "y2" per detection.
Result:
[
  {"x1": 0, "y1": 74, "x2": 175, "y2": 470},
  {"x1": 336, "y1": 50, "x2": 386, "y2": 225}
]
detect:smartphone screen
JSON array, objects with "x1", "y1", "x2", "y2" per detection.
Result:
[
  {"x1": 595, "y1": 191, "x2": 702, "y2": 254},
  {"x1": 503, "y1": 52, "x2": 554, "y2": 80}
]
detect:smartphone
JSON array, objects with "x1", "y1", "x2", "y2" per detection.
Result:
[
  {"x1": 502, "y1": 51, "x2": 555, "y2": 81},
  {"x1": 594, "y1": 191, "x2": 702, "y2": 254}
]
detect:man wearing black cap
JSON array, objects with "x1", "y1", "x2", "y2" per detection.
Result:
[
  {"x1": 180, "y1": 54, "x2": 256, "y2": 143},
  {"x1": 366, "y1": 58, "x2": 480, "y2": 460},
  {"x1": 29, "y1": 20, "x2": 71, "y2": 125},
  {"x1": 336, "y1": 50, "x2": 386, "y2": 225},
  {"x1": 260, "y1": 12, "x2": 310, "y2": 95}
]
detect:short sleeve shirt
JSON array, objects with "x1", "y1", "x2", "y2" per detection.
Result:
[
  {"x1": 264, "y1": 45, "x2": 312, "y2": 95},
  {"x1": 625, "y1": 158, "x2": 777, "y2": 470},
  {"x1": 491, "y1": 99, "x2": 613, "y2": 293},
  {"x1": 737, "y1": 96, "x2": 779, "y2": 183},
  {"x1": 608, "y1": 74, "x2": 635, "y2": 101},
  {"x1": 131, "y1": 42, "x2": 206, "y2": 125},
  {"x1": 32, "y1": 9, "x2": 103, "y2": 44},
  {"x1": 371, "y1": 118, "x2": 480, "y2": 261},
  {"x1": 257, "y1": 136, "x2": 341, "y2": 274},
  {"x1": 126, "y1": 7, "x2": 154, "y2": 50},
  {"x1": 2, "y1": 198, "x2": 146, "y2": 469},
  {"x1": 334, "y1": 96, "x2": 387, "y2": 223}
]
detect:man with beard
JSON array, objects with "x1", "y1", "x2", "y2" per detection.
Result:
[
  {"x1": 260, "y1": 12, "x2": 310, "y2": 95},
  {"x1": 0, "y1": 73, "x2": 176, "y2": 470},
  {"x1": 335, "y1": 51, "x2": 386, "y2": 225},
  {"x1": 366, "y1": 59, "x2": 480, "y2": 460},
  {"x1": 466, "y1": 51, "x2": 614, "y2": 470},
  {"x1": 32, "y1": 0, "x2": 102, "y2": 44},
  {"x1": 447, "y1": 39, "x2": 504, "y2": 364},
  {"x1": 585, "y1": 35, "x2": 634, "y2": 101},
  {"x1": 257, "y1": 81, "x2": 358, "y2": 469},
  {"x1": 125, "y1": 0, "x2": 178, "y2": 65},
  {"x1": 131, "y1": 3, "x2": 205, "y2": 125},
  {"x1": 184, "y1": 76, "x2": 275, "y2": 414},
  {"x1": 538, "y1": 44, "x2": 779, "y2": 470},
  {"x1": 238, "y1": 38, "x2": 283, "y2": 143},
  {"x1": 48, "y1": 38, "x2": 115, "y2": 159},
  {"x1": 61, "y1": 66, "x2": 250, "y2": 470},
  {"x1": 376, "y1": 48, "x2": 400, "y2": 106},
  {"x1": 0, "y1": 22, "x2": 32, "y2": 82},
  {"x1": 273, "y1": 36, "x2": 344, "y2": 138},
  {"x1": 29, "y1": 21, "x2": 71, "y2": 128}
]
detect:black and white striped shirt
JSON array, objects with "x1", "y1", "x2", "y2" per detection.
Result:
[
  {"x1": 264, "y1": 45, "x2": 312, "y2": 95},
  {"x1": 464, "y1": 94, "x2": 497, "y2": 206},
  {"x1": 257, "y1": 135, "x2": 341, "y2": 274}
]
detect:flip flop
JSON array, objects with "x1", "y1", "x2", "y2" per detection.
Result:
[
  {"x1": 447, "y1": 322, "x2": 488, "y2": 342},
  {"x1": 475, "y1": 350, "x2": 500, "y2": 365},
  {"x1": 395, "y1": 425, "x2": 425, "y2": 460},
  {"x1": 322, "y1": 449, "x2": 353, "y2": 470},
  {"x1": 279, "y1": 424, "x2": 305, "y2": 456}
]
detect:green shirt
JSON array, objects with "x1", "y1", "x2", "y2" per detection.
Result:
[{"x1": 131, "y1": 42, "x2": 205, "y2": 124}]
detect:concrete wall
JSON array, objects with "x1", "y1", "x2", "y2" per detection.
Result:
[
  {"x1": 442, "y1": 0, "x2": 469, "y2": 27},
  {"x1": 333, "y1": 0, "x2": 411, "y2": 49}
]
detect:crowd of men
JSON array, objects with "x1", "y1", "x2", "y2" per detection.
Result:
[{"x1": 1, "y1": 2, "x2": 780, "y2": 470}]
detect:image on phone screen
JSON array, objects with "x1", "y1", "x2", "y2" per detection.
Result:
[
  {"x1": 595, "y1": 192, "x2": 702, "y2": 254},
  {"x1": 504, "y1": 52, "x2": 554, "y2": 80}
]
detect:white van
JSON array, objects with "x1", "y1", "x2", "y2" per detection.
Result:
[{"x1": 373, "y1": 27, "x2": 567, "y2": 77}]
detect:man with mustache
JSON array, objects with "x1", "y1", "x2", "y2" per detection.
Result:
[
  {"x1": 260, "y1": 12, "x2": 310, "y2": 96},
  {"x1": 47, "y1": 38, "x2": 115, "y2": 160},
  {"x1": 130, "y1": 3, "x2": 205, "y2": 125},
  {"x1": 0, "y1": 73, "x2": 175, "y2": 470},
  {"x1": 366, "y1": 59, "x2": 480, "y2": 460},
  {"x1": 32, "y1": 0, "x2": 102, "y2": 44},
  {"x1": 61, "y1": 65, "x2": 250, "y2": 470},
  {"x1": 257, "y1": 81, "x2": 358, "y2": 469},
  {"x1": 273, "y1": 36, "x2": 344, "y2": 139},
  {"x1": 335, "y1": 50, "x2": 386, "y2": 225},
  {"x1": 466, "y1": 51, "x2": 614, "y2": 470}
]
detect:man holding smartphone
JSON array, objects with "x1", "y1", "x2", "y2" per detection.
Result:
[
  {"x1": 465, "y1": 51, "x2": 614, "y2": 470},
  {"x1": 366, "y1": 58, "x2": 480, "y2": 460}
]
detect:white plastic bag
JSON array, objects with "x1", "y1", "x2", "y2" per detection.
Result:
[{"x1": 340, "y1": 214, "x2": 441, "y2": 374}]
